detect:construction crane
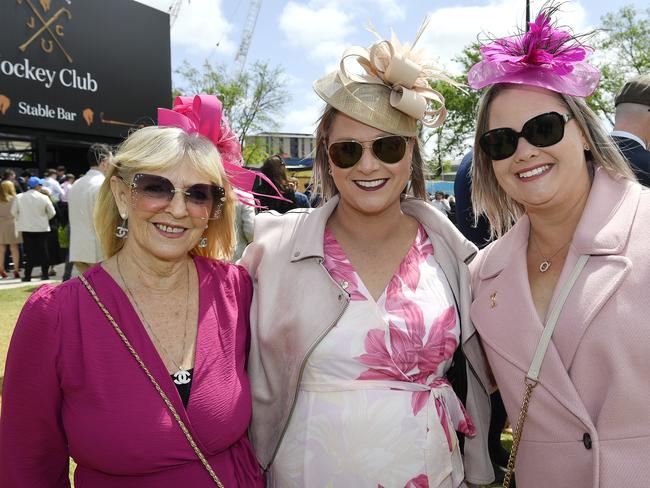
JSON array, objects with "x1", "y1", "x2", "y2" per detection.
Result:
[
  {"x1": 169, "y1": 0, "x2": 188, "y2": 28},
  {"x1": 233, "y1": 0, "x2": 262, "y2": 77}
]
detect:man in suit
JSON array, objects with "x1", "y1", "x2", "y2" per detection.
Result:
[
  {"x1": 67, "y1": 143, "x2": 112, "y2": 273},
  {"x1": 612, "y1": 74, "x2": 650, "y2": 187},
  {"x1": 454, "y1": 151, "x2": 491, "y2": 249}
]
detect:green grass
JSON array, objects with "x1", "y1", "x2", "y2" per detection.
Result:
[
  {"x1": 0, "y1": 285, "x2": 40, "y2": 380},
  {"x1": 0, "y1": 284, "x2": 75, "y2": 484}
]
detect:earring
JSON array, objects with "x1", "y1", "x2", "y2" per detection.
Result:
[
  {"x1": 409, "y1": 165, "x2": 413, "y2": 175},
  {"x1": 198, "y1": 236, "x2": 208, "y2": 248},
  {"x1": 328, "y1": 167, "x2": 332, "y2": 175},
  {"x1": 583, "y1": 144, "x2": 590, "y2": 151},
  {"x1": 115, "y1": 214, "x2": 128, "y2": 239}
]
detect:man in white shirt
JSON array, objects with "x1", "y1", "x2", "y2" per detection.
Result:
[
  {"x1": 430, "y1": 191, "x2": 451, "y2": 216},
  {"x1": 67, "y1": 143, "x2": 112, "y2": 273},
  {"x1": 611, "y1": 74, "x2": 650, "y2": 187},
  {"x1": 11, "y1": 177, "x2": 56, "y2": 281},
  {"x1": 42, "y1": 169, "x2": 64, "y2": 203}
]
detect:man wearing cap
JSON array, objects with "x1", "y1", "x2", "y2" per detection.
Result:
[
  {"x1": 11, "y1": 176, "x2": 56, "y2": 281},
  {"x1": 612, "y1": 74, "x2": 650, "y2": 187}
]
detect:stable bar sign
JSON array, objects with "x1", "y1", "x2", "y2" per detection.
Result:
[{"x1": 0, "y1": 0, "x2": 171, "y2": 138}]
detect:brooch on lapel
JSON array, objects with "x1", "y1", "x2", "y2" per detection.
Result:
[{"x1": 490, "y1": 292, "x2": 497, "y2": 309}]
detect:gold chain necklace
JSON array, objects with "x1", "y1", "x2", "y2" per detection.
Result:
[
  {"x1": 530, "y1": 231, "x2": 572, "y2": 273},
  {"x1": 117, "y1": 254, "x2": 192, "y2": 385}
]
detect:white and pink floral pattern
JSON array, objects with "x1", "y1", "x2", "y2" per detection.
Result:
[{"x1": 270, "y1": 226, "x2": 474, "y2": 488}]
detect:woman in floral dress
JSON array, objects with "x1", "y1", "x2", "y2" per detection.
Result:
[{"x1": 241, "y1": 24, "x2": 494, "y2": 488}]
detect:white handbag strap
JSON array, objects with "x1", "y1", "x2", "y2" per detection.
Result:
[{"x1": 527, "y1": 254, "x2": 589, "y2": 381}]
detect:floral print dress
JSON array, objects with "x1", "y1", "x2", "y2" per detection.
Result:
[{"x1": 270, "y1": 226, "x2": 475, "y2": 488}]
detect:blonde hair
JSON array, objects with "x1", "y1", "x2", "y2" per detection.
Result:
[
  {"x1": 312, "y1": 105, "x2": 428, "y2": 204},
  {"x1": 95, "y1": 126, "x2": 237, "y2": 260},
  {"x1": 471, "y1": 84, "x2": 637, "y2": 239},
  {"x1": 0, "y1": 180, "x2": 16, "y2": 202}
]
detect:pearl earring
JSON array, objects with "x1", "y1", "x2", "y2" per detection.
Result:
[{"x1": 115, "y1": 214, "x2": 128, "y2": 239}]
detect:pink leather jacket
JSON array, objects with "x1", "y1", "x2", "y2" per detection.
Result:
[{"x1": 240, "y1": 195, "x2": 495, "y2": 485}]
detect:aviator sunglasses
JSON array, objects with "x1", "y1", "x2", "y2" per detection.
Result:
[
  {"x1": 479, "y1": 112, "x2": 574, "y2": 161},
  {"x1": 327, "y1": 135, "x2": 409, "y2": 168},
  {"x1": 121, "y1": 173, "x2": 225, "y2": 220}
]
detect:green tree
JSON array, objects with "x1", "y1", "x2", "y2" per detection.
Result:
[
  {"x1": 425, "y1": 43, "x2": 482, "y2": 177},
  {"x1": 589, "y1": 5, "x2": 650, "y2": 124},
  {"x1": 174, "y1": 60, "x2": 290, "y2": 147}
]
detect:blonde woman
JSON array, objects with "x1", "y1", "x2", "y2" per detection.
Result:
[
  {"x1": 0, "y1": 179, "x2": 22, "y2": 278},
  {"x1": 0, "y1": 96, "x2": 264, "y2": 487},
  {"x1": 467, "y1": 8, "x2": 649, "y2": 487}
]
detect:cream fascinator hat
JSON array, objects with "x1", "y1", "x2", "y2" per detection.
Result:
[{"x1": 313, "y1": 20, "x2": 457, "y2": 137}]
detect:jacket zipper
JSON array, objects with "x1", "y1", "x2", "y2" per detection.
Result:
[
  {"x1": 452, "y1": 292, "x2": 489, "y2": 398},
  {"x1": 265, "y1": 258, "x2": 350, "y2": 470}
]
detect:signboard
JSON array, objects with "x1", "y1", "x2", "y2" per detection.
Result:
[{"x1": 0, "y1": 0, "x2": 171, "y2": 139}]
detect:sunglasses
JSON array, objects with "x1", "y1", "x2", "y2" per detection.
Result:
[
  {"x1": 121, "y1": 173, "x2": 225, "y2": 220},
  {"x1": 479, "y1": 112, "x2": 574, "y2": 161},
  {"x1": 327, "y1": 135, "x2": 409, "y2": 168}
]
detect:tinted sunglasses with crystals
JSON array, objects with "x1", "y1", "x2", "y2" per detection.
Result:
[
  {"x1": 479, "y1": 112, "x2": 574, "y2": 161},
  {"x1": 120, "y1": 173, "x2": 225, "y2": 220},
  {"x1": 327, "y1": 135, "x2": 409, "y2": 168}
]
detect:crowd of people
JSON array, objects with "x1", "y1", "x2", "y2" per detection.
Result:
[
  {"x1": 0, "y1": 144, "x2": 114, "y2": 282},
  {"x1": 1, "y1": 5, "x2": 649, "y2": 488}
]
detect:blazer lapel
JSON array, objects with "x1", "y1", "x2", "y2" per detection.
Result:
[
  {"x1": 549, "y1": 169, "x2": 639, "y2": 370},
  {"x1": 471, "y1": 217, "x2": 594, "y2": 427},
  {"x1": 548, "y1": 253, "x2": 630, "y2": 371}
]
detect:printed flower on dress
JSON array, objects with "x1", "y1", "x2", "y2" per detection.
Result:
[
  {"x1": 395, "y1": 226, "x2": 434, "y2": 293},
  {"x1": 355, "y1": 230, "x2": 458, "y2": 415},
  {"x1": 323, "y1": 229, "x2": 367, "y2": 301},
  {"x1": 355, "y1": 233, "x2": 476, "y2": 451}
]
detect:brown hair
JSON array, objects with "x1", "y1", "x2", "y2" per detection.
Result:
[
  {"x1": 260, "y1": 155, "x2": 290, "y2": 192},
  {"x1": 312, "y1": 105, "x2": 428, "y2": 204},
  {"x1": 471, "y1": 83, "x2": 637, "y2": 238}
]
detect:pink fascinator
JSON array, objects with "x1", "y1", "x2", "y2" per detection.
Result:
[
  {"x1": 467, "y1": 8, "x2": 600, "y2": 97},
  {"x1": 158, "y1": 94, "x2": 287, "y2": 205}
]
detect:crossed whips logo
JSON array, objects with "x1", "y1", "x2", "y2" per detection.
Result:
[{"x1": 17, "y1": 0, "x2": 73, "y2": 63}]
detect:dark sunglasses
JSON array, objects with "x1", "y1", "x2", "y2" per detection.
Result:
[
  {"x1": 479, "y1": 112, "x2": 574, "y2": 161},
  {"x1": 121, "y1": 173, "x2": 225, "y2": 220},
  {"x1": 327, "y1": 135, "x2": 409, "y2": 168}
]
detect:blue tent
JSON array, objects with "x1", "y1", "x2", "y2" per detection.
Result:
[{"x1": 425, "y1": 180, "x2": 455, "y2": 196}]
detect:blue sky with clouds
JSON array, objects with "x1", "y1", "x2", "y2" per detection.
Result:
[{"x1": 135, "y1": 0, "x2": 648, "y2": 135}]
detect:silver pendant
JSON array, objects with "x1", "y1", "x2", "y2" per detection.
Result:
[
  {"x1": 539, "y1": 260, "x2": 551, "y2": 273},
  {"x1": 173, "y1": 369, "x2": 192, "y2": 385}
]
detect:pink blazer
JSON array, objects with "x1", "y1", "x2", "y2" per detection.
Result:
[{"x1": 470, "y1": 169, "x2": 650, "y2": 487}]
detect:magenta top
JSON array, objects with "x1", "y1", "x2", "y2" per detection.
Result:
[{"x1": 0, "y1": 256, "x2": 264, "y2": 487}]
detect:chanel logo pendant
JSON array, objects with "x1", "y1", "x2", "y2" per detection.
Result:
[
  {"x1": 173, "y1": 369, "x2": 192, "y2": 385},
  {"x1": 490, "y1": 292, "x2": 497, "y2": 309}
]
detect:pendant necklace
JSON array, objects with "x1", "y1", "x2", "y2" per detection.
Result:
[
  {"x1": 117, "y1": 255, "x2": 193, "y2": 385},
  {"x1": 530, "y1": 231, "x2": 572, "y2": 273}
]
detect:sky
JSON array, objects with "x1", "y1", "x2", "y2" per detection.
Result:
[{"x1": 134, "y1": 0, "x2": 648, "y2": 135}]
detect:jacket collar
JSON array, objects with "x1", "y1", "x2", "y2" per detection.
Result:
[
  {"x1": 290, "y1": 194, "x2": 477, "y2": 264},
  {"x1": 289, "y1": 196, "x2": 338, "y2": 262},
  {"x1": 479, "y1": 168, "x2": 641, "y2": 280}
]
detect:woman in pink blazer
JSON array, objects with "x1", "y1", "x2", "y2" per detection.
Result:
[{"x1": 466, "y1": 8, "x2": 650, "y2": 488}]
